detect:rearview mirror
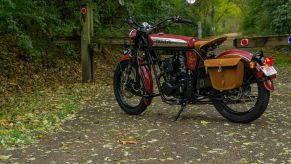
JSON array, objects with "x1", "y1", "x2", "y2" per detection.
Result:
[{"x1": 186, "y1": 0, "x2": 196, "y2": 4}]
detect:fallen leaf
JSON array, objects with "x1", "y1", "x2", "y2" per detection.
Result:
[
  {"x1": 148, "y1": 139, "x2": 159, "y2": 143},
  {"x1": 201, "y1": 120, "x2": 210, "y2": 126},
  {"x1": 118, "y1": 140, "x2": 137, "y2": 145},
  {"x1": 43, "y1": 119, "x2": 49, "y2": 125},
  {"x1": 240, "y1": 158, "x2": 249, "y2": 164},
  {"x1": 243, "y1": 142, "x2": 255, "y2": 146},
  {"x1": 146, "y1": 129, "x2": 159, "y2": 133},
  {"x1": 82, "y1": 96, "x2": 92, "y2": 101},
  {"x1": 166, "y1": 157, "x2": 174, "y2": 161},
  {"x1": 0, "y1": 155, "x2": 12, "y2": 161}
]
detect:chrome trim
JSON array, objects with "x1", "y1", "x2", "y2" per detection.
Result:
[{"x1": 151, "y1": 37, "x2": 188, "y2": 47}]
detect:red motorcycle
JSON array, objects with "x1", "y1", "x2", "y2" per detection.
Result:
[{"x1": 113, "y1": 16, "x2": 277, "y2": 123}]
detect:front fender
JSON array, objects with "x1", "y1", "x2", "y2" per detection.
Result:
[
  {"x1": 119, "y1": 54, "x2": 132, "y2": 62},
  {"x1": 118, "y1": 54, "x2": 153, "y2": 105}
]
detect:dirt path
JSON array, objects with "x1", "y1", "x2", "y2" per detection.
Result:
[
  {"x1": 1, "y1": 83, "x2": 290, "y2": 163},
  {"x1": 1, "y1": 38, "x2": 291, "y2": 163}
]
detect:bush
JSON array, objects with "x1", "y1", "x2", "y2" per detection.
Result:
[
  {"x1": 241, "y1": 0, "x2": 291, "y2": 35},
  {"x1": 0, "y1": 0, "x2": 79, "y2": 60}
]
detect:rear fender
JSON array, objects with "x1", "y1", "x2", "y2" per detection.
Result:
[
  {"x1": 263, "y1": 79, "x2": 274, "y2": 92},
  {"x1": 217, "y1": 50, "x2": 275, "y2": 92},
  {"x1": 118, "y1": 54, "x2": 153, "y2": 105},
  {"x1": 257, "y1": 65, "x2": 275, "y2": 92},
  {"x1": 216, "y1": 49, "x2": 253, "y2": 62}
]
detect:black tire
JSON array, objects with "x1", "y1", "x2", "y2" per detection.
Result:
[
  {"x1": 212, "y1": 78, "x2": 270, "y2": 123},
  {"x1": 113, "y1": 61, "x2": 148, "y2": 115}
]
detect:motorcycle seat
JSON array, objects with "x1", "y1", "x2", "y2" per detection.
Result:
[{"x1": 194, "y1": 36, "x2": 227, "y2": 51}]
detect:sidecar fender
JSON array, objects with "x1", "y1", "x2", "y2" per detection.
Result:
[
  {"x1": 118, "y1": 54, "x2": 153, "y2": 105},
  {"x1": 216, "y1": 49, "x2": 253, "y2": 62}
]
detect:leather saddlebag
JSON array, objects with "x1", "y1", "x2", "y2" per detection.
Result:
[{"x1": 204, "y1": 57, "x2": 244, "y2": 91}]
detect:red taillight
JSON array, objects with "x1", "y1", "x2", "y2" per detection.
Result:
[{"x1": 265, "y1": 57, "x2": 273, "y2": 66}]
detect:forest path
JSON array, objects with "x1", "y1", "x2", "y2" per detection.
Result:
[{"x1": 0, "y1": 36, "x2": 290, "y2": 163}]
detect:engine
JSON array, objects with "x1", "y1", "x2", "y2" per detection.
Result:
[{"x1": 159, "y1": 52, "x2": 192, "y2": 98}]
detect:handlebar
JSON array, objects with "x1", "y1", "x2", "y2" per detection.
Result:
[
  {"x1": 174, "y1": 17, "x2": 193, "y2": 24},
  {"x1": 126, "y1": 17, "x2": 142, "y2": 28},
  {"x1": 125, "y1": 16, "x2": 193, "y2": 31}
]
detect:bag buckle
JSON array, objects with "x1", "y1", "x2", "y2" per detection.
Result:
[{"x1": 218, "y1": 66, "x2": 222, "y2": 72}]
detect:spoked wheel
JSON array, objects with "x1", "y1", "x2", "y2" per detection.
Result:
[
  {"x1": 212, "y1": 75, "x2": 270, "y2": 123},
  {"x1": 113, "y1": 61, "x2": 149, "y2": 115}
]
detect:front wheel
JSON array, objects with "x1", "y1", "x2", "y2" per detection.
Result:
[
  {"x1": 113, "y1": 61, "x2": 149, "y2": 115},
  {"x1": 212, "y1": 77, "x2": 270, "y2": 123}
]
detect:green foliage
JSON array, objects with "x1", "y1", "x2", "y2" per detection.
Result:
[
  {"x1": 241, "y1": 0, "x2": 291, "y2": 35},
  {"x1": 271, "y1": 1, "x2": 291, "y2": 34},
  {"x1": 95, "y1": 0, "x2": 242, "y2": 37},
  {"x1": 17, "y1": 34, "x2": 41, "y2": 59},
  {"x1": 3, "y1": 0, "x2": 288, "y2": 59},
  {"x1": 0, "y1": 87, "x2": 82, "y2": 148},
  {"x1": 0, "y1": 0, "x2": 79, "y2": 60},
  {"x1": 57, "y1": 44, "x2": 79, "y2": 59}
]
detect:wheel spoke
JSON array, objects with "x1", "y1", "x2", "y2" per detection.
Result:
[
  {"x1": 222, "y1": 83, "x2": 258, "y2": 113},
  {"x1": 118, "y1": 66, "x2": 143, "y2": 107}
]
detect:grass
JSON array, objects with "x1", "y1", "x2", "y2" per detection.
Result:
[
  {"x1": 263, "y1": 47, "x2": 291, "y2": 67},
  {"x1": 0, "y1": 83, "x2": 101, "y2": 148}
]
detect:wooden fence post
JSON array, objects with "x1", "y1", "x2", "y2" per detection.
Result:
[{"x1": 81, "y1": 0, "x2": 94, "y2": 83}]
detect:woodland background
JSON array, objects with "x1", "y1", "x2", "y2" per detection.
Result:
[{"x1": 0, "y1": 0, "x2": 290, "y2": 147}]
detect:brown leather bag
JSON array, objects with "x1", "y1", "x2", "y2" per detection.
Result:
[{"x1": 204, "y1": 57, "x2": 244, "y2": 91}]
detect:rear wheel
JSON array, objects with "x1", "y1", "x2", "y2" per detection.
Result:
[
  {"x1": 113, "y1": 61, "x2": 148, "y2": 115},
  {"x1": 212, "y1": 74, "x2": 270, "y2": 123}
]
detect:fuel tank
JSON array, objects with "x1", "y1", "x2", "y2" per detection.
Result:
[{"x1": 148, "y1": 33, "x2": 198, "y2": 48}]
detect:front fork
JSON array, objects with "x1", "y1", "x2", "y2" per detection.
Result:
[{"x1": 119, "y1": 52, "x2": 154, "y2": 105}]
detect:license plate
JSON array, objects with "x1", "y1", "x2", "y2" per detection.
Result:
[{"x1": 261, "y1": 66, "x2": 277, "y2": 76}]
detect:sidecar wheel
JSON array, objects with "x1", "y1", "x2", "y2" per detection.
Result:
[
  {"x1": 212, "y1": 79, "x2": 270, "y2": 123},
  {"x1": 114, "y1": 61, "x2": 149, "y2": 115}
]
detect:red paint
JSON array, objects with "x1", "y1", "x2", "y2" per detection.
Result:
[
  {"x1": 241, "y1": 39, "x2": 249, "y2": 46},
  {"x1": 138, "y1": 60, "x2": 153, "y2": 92},
  {"x1": 186, "y1": 51, "x2": 198, "y2": 71},
  {"x1": 217, "y1": 49, "x2": 253, "y2": 61},
  {"x1": 263, "y1": 80, "x2": 274, "y2": 92},
  {"x1": 148, "y1": 33, "x2": 199, "y2": 47},
  {"x1": 269, "y1": 74, "x2": 276, "y2": 80},
  {"x1": 138, "y1": 59, "x2": 153, "y2": 105},
  {"x1": 118, "y1": 54, "x2": 131, "y2": 62},
  {"x1": 147, "y1": 35, "x2": 154, "y2": 47},
  {"x1": 81, "y1": 7, "x2": 87, "y2": 15}
]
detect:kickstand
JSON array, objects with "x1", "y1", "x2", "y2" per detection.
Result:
[{"x1": 172, "y1": 102, "x2": 187, "y2": 122}]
